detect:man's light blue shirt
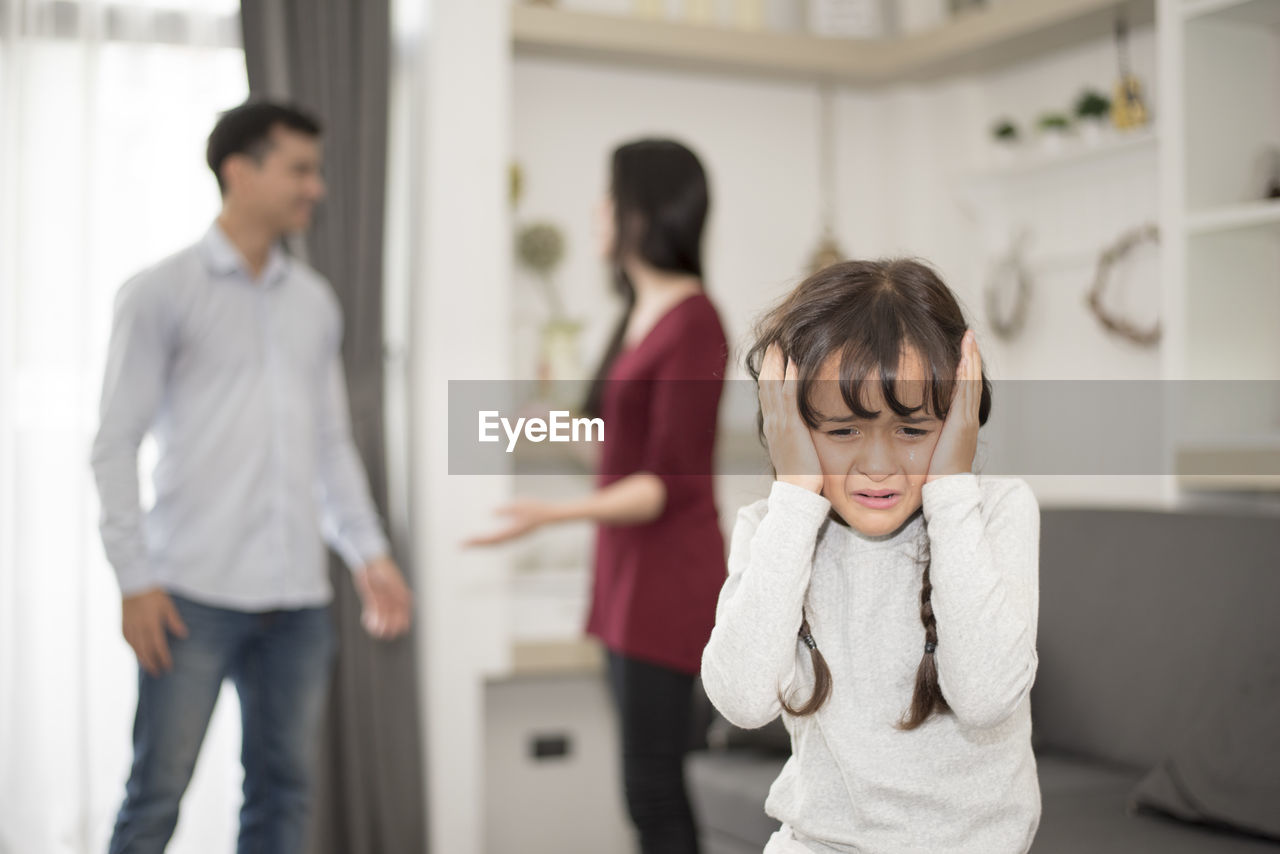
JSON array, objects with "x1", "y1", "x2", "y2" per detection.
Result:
[{"x1": 91, "y1": 223, "x2": 390, "y2": 611}]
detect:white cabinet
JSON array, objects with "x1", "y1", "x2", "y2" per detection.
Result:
[
  {"x1": 485, "y1": 673, "x2": 636, "y2": 854},
  {"x1": 1160, "y1": 0, "x2": 1280, "y2": 490}
]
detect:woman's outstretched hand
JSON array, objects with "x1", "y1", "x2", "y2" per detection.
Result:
[
  {"x1": 760, "y1": 343, "x2": 824, "y2": 494},
  {"x1": 464, "y1": 498, "x2": 563, "y2": 547},
  {"x1": 927, "y1": 329, "x2": 982, "y2": 483}
]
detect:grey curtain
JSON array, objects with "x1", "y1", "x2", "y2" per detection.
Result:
[{"x1": 239, "y1": 3, "x2": 427, "y2": 852}]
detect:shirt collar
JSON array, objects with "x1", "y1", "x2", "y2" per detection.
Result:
[{"x1": 201, "y1": 221, "x2": 291, "y2": 287}]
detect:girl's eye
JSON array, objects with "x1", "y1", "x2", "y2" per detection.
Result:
[
  {"x1": 825, "y1": 427, "x2": 857, "y2": 438},
  {"x1": 900, "y1": 427, "x2": 930, "y2": 438}
]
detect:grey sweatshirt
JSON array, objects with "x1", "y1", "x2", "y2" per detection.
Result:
[{"x1": 701, "y1": 475, "x2": 1041, "y2": 854}]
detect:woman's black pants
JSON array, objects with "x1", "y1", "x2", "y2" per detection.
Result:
[{"x1": 606, "y1": 649, "x2": 701, "y2": 854}]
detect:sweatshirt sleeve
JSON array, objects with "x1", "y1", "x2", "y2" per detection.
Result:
[
  {"x1": 922, "y1": 474, "x2": 1040, "y2": 730},
  {"x1": 701, "y1": 480, "x2": 832, "y2": 729}
]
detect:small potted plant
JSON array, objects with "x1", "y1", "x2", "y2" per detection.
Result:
[
  {"x1": 516, "y1": 221, "x2": 581, "y2": 396},
  {"x1": 1074, "y1": 89, "x2": 1112, "y2": 145},
  {"x1": 1036, "y1": 112, "x2": 1072, "y2": 154},
  {"x1": 990, "y1": 118, "x2": 1020, "y2": 165}
]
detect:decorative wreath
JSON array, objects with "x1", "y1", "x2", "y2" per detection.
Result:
[
  {"x1": 1086, "y1": 223, "x2": 1161, "y2": 348},
  {"x1": 984, "y1": 235, "x2": 1032, "y2": 340}
]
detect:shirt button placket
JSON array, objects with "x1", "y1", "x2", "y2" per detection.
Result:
[{"x1": 261, "y1": 283, "x2": 290, "y2": 597}]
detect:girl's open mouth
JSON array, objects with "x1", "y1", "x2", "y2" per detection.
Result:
[{"x1": 852, "y1": 490, "x2": 901, "y2": 509}]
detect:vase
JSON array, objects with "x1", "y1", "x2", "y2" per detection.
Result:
[
  {"x1": 1080, "y1": 120, "x2": 1106, "y2": 147},
  {"x1": 538, "y1": 317, "x2": 584, "y2": 407}
]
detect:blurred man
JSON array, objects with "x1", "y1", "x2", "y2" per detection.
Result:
[{"x1": 92, "y1": 100, "x2": 412, "y2": 854}]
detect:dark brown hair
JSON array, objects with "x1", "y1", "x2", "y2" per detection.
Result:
[
  {"x1": 206, "y1": 100, "x2": 323, "y2": 195},
  {"x1": 745, "y1": 259, "x2": 992, "y2": 729},
  {"x1": 583, "y1": 139, "x2": 709, "y2": 418}
]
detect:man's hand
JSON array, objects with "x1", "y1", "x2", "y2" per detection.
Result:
[
  {"x1": 122, "y1": 589, "x2": 188, "y2": 677},
  {"x1": 354, "y1": 556, "x2": 413, "y2": 640}
]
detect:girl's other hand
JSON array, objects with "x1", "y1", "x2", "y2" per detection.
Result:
[
  {"x1": 464, "y1": 498, "x2": 563, "y2": 547},
  {"x1": 760, "y1": 343, "x2": 824, "y2": 494},
  {"x1": 926, "y1": 329, "x2": 982, "y2": 483}
]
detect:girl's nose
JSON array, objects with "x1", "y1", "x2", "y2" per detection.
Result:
[{"x1": 854, "y1": 433, "x2": 896, "y2": 478}]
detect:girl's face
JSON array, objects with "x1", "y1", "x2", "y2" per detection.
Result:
[{"x1": 808, "y1": 347, "x2": 945, "y2": 537}]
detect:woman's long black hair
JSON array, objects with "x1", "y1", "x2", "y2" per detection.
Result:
[{"x1": 582, "y1": 139, "x2": 709, "y2": 418}]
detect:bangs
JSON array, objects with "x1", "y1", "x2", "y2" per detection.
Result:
[
  {"x1": 748, "y1": 258, "x2": 990, "y2": 446},
  {"x1": 797, "y1": 327, "x2": 956, "y2": 427}
]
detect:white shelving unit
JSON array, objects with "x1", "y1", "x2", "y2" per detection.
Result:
[
  {"x1": 1160, "y1": 0, "x2": 1280, "y2": 491},
  {"x1": 1185, "y1": 198, "x2": 1280, "y2": 235},
  {"x1": 1182, "y1": 0, "x2": 1280, "y2": 26}
]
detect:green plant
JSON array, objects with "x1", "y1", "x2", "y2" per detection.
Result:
[
  {"x1": 1074, "y1": 90, "x2": 1111, "y2": 121},
  {"x1": 991, "y1": 119, "x2": 1019, "y2": 142},
  {"x1": 516, "y1": 221, "x2": 567, "y2": 317},
  {"x1": 1037, "y1": 113, "x2": 1071, "y2": 133},
  {"x1": 516, "y1": 221, "x2": 564, "y2": 275}
]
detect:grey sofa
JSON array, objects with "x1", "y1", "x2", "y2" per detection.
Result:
[{"x1": 688, "y1": 506, "x2": 1280, "y2": 854}]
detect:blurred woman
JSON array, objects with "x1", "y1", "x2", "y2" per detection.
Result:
[{"x1": 470, "y1": 139, "x2": 726, "y2": 854}]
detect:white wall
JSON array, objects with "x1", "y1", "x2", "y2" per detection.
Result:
[{"x1": 392, "y1": 3, "x2": 514, "y2": 853}]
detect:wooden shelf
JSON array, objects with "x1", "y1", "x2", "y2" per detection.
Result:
[
  {"x1": 1186, "y1": 199, "x2": 1280, "y2": 236},
  {"x1": 1176, "y1": 438, "x2": 1280, "y2": 491},
  {"x1": 1182, "y1": 0, "x2": 1280, "y2": 27},
  {"x1": 509, "y1": 638, "x2": 603, "y2": 676},
  {"x1": 512, "y1": 0, "x2": 1156, "y2": 84}
]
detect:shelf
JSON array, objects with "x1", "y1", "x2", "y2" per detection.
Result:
[
  {"x1": 508, "y1": 638, "x2": 603, "y2": 676},
  {"x1": 966, "y1": 129, "x2": 1157, "y2": 182},
  {"x1": 1186, "y1": 199, "x2": 1280, "y2": 236},
  {"x1": 512, "y1": 0, "x2": 1155, "y2": 84},
  {"x1": 1176, "y1": 438, "x2": 1280, "y2": 491},
  {"x1": 1182, "y1": 0, "x2": 1280, "y2": 27}
]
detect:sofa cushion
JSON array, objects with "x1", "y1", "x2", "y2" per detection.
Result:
[
  {"x1": 688, "y1": 749, "x2": 785, "y2": 850},
  {"x1": 1129, "y1": 629, "x2": 1280, "y2": 841},
  {"x1": 1033, "y1": 753, "x2": 1280, "y2": 853},
  {"x1": 1032, "y1": 508, "x2": 1280, "y2": 770}
]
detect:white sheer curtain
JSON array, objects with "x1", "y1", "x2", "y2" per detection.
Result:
[{"x1": 0, "y1": 3, "x2": 248, "y2": 852}]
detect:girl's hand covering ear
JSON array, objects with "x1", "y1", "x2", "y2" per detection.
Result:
[
  {"x1": 926, "y1": 329, "x2": 982, "y2": 483},
  {"x1": 760, "y1": 343, "x2": 824, "y2": 494}
]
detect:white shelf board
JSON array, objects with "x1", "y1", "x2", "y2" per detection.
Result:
[
  {"x1": 512, "y1": 0, "x2": 1156, "y2": 84},
  {"x1": 1182, "y1": 0, "x2": 1280, "y2": 27},
  {"x1": 965, "y1": 130, "x2": 1157, "y2": 182},
  {"x1": 1176, "y1": 435, "x2": 1280, "y2": 491},
  {"x1": 508, "y1": 638, "x2": 603, "y2": 677},
  {"x1": 1186, "y1": 199, "x2": 1280, "y2": 236}
]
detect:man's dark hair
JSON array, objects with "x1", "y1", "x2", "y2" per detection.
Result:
[{"x1": 206, "y1": 101, "x2": 323, "y2": 194}]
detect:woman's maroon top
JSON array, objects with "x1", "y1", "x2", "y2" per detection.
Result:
[{"x1": 586, "y1": 292, "x2": 728, "y2": 675}]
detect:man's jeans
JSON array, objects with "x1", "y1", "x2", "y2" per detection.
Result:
[{"x1": 108, "y1": 594, "x2": 335, "y2": 854}]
